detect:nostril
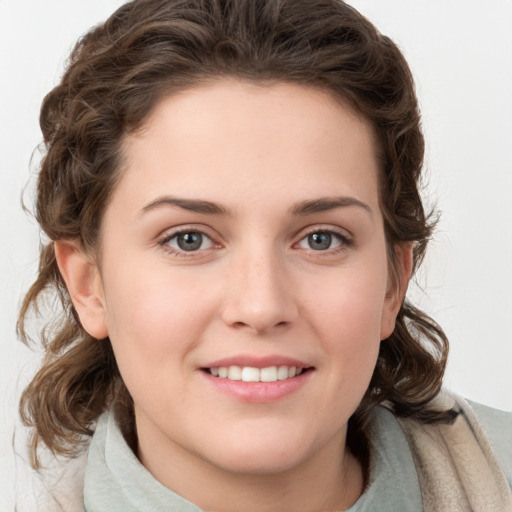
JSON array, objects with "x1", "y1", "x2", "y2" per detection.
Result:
[
  {"x1": 228, "y1": 319, "x2": 290, "y2": 333},
  {"x1": 231, "y1": 321, "x2": 249, "y2": 329}
]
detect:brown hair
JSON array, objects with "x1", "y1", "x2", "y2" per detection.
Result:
[{"x1": 19, "y1": 0, "x2": 452, "y2": 467}]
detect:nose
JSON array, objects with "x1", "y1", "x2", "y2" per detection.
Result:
[{"x1": 221, "y1": 247, "x2": 298, "y2": 334}]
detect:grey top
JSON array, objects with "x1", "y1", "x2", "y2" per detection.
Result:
[{"x1": 83, "y1": 400, "x2": 512, "y2": 512}]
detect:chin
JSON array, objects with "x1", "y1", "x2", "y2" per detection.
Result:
[
  {"x1": 205, "y1": 431, "x2": 317, "y2": 476},
  {"x1": 216, "y1": 452, "x2": 308, "y2": 476}
]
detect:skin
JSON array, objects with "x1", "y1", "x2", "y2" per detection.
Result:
[{"x1": 56, "y1": 80, "x2": 412, "y2": 512}]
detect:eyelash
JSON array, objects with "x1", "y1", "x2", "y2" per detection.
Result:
[
  {"x1": 158, "y1": 228, "x2": 218, "y2": 259},
  {"x1": 295, "y1": 227, "x2": 353, "y2": 254},
  {"x1": 157, "y1": 226, "x2": 353, "y2": 258}
]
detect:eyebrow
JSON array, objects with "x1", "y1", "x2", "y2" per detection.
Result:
[
  {"x1": 290, "y1": 196, "x2": 373, "y2": 216},
  {"x1": 140, "y1": 194, "x2": 373, "y2": 218},
  {"x1": 141, "y1": 196, "x2": 231, "y2": 216}
]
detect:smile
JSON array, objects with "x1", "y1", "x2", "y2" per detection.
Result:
[
  {"x1": 208, "y1": 365, "x2": 306, "y2": 382},
  {"x1": 201, "y1": 360, "x2": 314, "y2": 402}
]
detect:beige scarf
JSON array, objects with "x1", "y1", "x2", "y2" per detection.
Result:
[{"x1": 396, "y1": 391, "x2": 512, "y2": 512}]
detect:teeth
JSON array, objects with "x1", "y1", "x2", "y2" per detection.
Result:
[
  {"x1": 260, "y1": 366, "x2": 277, "y2": 382},
  {"x1": 228, "y1": 366, "x2": 242, "y2": 380},
  {"x1": 277, "y1": 366, "x2": 289, "y2": 380},
  {"x1": 241, "y1": 367, "x2": 259, "y2": 382},
  {"x1": 209, "y1": 365, "x2": 302, "y2": 382}
]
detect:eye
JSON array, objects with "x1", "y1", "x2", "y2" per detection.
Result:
[
  {"x1": 297, "y1": 230, "x2": 348, "y2": 251},
  {"x1": 163, "y1": 231, "x2": 214, "y2": 252}
]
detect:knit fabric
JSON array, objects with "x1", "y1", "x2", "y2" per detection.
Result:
[
  {"x1": 80, "y1": 392, "x2": 512, "y2": 511},
  {"x1": 396, "y1": 391, "x2": 512, "y2": 512}
]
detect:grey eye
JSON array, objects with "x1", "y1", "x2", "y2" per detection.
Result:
[
  {"x1": 307, "y1": 232, "x2": 332, "y2": 250},
  {"x1": 177, "y1": 232, "x2": 203, "y2": 251},
  {"x1": 167, "y1": 232, "x2": 213, "y2": 252},
  {"x1": 298, "y1": 231, "x2": 344, "y2": 251}
]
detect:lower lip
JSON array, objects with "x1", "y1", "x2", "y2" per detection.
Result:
[{"x1": 200, "y1": 369, "x2": 313, "y2": 403}]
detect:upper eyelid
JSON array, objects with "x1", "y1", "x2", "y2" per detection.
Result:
[
  {"x1": 156, "y1": 224, "x2": 352, "y2": 248},
  {"x1": 292, "y1": 227, "x2": 353, "y2": 254},
  {"x1": 157, "y1": 229, "x2": 220, "y2": 257},
  {"x1": 294, "y1": 224, "x2": 352, "y2": 241},
  {"x1": 158, "y1": 224, "x2": 219, "y2": 242},
  {"x1": 158, "y1": 228, "x2": 220, "y2": 259},
  {"x1": 162, "y1": 230, "x2": 213, "y2": 244}
]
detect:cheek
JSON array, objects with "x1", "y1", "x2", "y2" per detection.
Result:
[
  {"x1": 315, "y1": 264, "x2": 388, "y2": 337},
  {"x1": 101, "y1": 263, "x2": 216, "y2": 379},
  {"x1": 306, "y1": 261, "x2": 388, "y2": 377}
]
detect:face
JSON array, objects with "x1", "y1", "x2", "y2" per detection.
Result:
[{"x1": 72, "y1": 81, "x2": 406, "y2": 484}]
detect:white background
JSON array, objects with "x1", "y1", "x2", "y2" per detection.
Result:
[{"x1": 1, "y1": 1, "x2": 511, "y2": 510}]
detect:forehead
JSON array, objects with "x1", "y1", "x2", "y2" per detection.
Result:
[
  {"x1": 114, "y1": 80, "x2": 380, "y2": 215},
  {"x1": 134, "y1": 79, "x2": 376, "y2": 155}
]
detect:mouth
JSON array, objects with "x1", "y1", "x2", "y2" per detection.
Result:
[
  {"x1": 203, "y1": 365, "x2": 312, "y2": 382},
  {"x1": 200, "y1": 358, "x2": 314, "y2": 402}
]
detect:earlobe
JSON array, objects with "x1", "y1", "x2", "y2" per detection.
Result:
[
  {"x1": 54, "y1": 241, "x2": 109, "y2": 339},
  {"x1": 380, "y1": 242, "x2": 414, "y2": 340}
]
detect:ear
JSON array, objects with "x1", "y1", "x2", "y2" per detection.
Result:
[
  {"x1": 54, "y1": 240, "x2": 109, "y2": 339},
  {"x1": 380, "y1": 242, "x2": 414, "y2": 340}
]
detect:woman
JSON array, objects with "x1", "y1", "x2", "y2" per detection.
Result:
[{"x1": 17, "y1": 0, "x2": 512, "y2": 510}]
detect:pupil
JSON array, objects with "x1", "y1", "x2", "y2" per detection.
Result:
[
  {"x1": 309, "y1": 232, "x2": 331, "y2": 250},
  {"x1": 177, "y1": 232, "x2": 202, "y2": 251}
]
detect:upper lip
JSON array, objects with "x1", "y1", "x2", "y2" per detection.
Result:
[{"x1": 202, "y1": 355, "x2": 313, "y2": 369}]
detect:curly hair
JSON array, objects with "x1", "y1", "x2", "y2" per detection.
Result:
[{"x1": 18, "y1": 0, "x2": 453, "y2": 467}]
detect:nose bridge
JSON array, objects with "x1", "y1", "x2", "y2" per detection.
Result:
[{"x1": 222, "y1": 240, "x2": 297, "y2": 333}]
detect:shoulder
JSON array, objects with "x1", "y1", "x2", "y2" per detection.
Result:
[
  {"x1": 383, "y1": 391, "x2": 512, "y2": 508},
  {"x1": 468, "y1": 399, "x2": 512, "y2": 487}
]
